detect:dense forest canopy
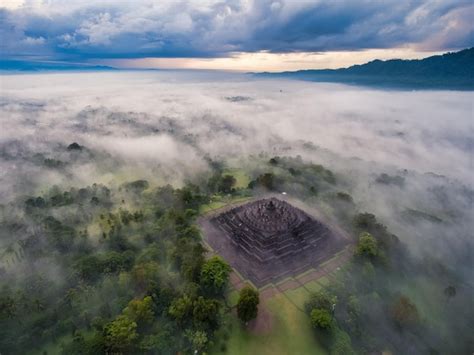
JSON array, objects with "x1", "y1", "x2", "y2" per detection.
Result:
[{"x1": 1, "y1": 153, "x2": 472, "y2": 354}]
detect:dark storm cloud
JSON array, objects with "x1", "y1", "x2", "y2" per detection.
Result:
[{"x1": 0, "y1": 0, "x2": 473, "y2": 61}]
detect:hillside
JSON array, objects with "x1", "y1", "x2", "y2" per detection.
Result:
[
  {"x1": 0, "y1": 60, "x2": 116, "y2": 72},
  {"x1": 255, "y1": 48, "x2": 474, "y2": 89}
]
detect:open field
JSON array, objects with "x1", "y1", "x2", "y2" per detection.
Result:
[
  {"x1": 223, "y1": 168, "x2": 252, "y2": 189},
  {"x1": 212, "y1": 292, "x2": 327, "y2": 355},
  {"x1": 199, "y1": 195, "x2": 253, "y2": 214},
  {"x1": 210, "y1": 262, "x2": 349, "y2": 355}
]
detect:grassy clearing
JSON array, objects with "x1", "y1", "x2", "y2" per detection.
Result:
[
  {"x1": 223, "y1": 168, "x2": 251, "y2": 189},
  {"x1": 227, "y1": 290, "x2": 240, "y2": 308},
  {"x1": 317, "y1": 276, "x2": 330, "y2": 286},
  {"x1": 209, "y1": 251, "x2": 350, "y2": 354},
  {"x1": 283, "y1": 286, "x2": 311, "y2": 310},
  {"x1": 199, "y1": 195, "x2": 252, "y2": 214},
  {"x1": 200, "y1": 201, "x2": 228, "y2": 214},
  {"x1": 304, "y1": 280, "x2": 323, "y2": 292},
  {"x1": 212, "y1": 293, "x2": 327, "y2": 355},
  {"x1": 399, "y1": 276, "x2": 449, "y2": 335}
]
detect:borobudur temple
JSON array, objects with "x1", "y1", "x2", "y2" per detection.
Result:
[{"x1": 200, "y1": 197, "x2": 348, "y2": 286}]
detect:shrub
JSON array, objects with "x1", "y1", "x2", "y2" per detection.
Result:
[
  {"x1": 237, "y1": 286, "x2": 259, "y2": 323},
  {"x1": 310, "y1": 308, "x2": 332, "y2": 330},
  {"x1": 355, "y1": 232, "x2": 378, "y2": 257},
  {"x1": 200, "y1": 256, "x2": 231, "y2": 296}
]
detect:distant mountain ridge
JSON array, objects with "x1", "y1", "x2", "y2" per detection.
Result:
[
  {"x1": 0, "y1": 60, "x2": 117, "y2": 72},
  {"x1": 255, "y1": 48, "x2": 474, "y2": 89}
]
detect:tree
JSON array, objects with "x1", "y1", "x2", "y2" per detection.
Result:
[
  {"x1": 237, "y1": 286, "x2": 259, "y2": 323},
  {"x1": 74, "y1": 255, "x2": 103, "y2": 282},
  {"x1": 355, "y1": 232, "x2": 378, "y2": 258},
  {"x1": 168, "y1": 294, "x2": 194, "y2": 325},
  {"x1": 102, "y1": 251, "x2": 134, "y2": 273},
  {"x1": 0, "y1": 295, "x2": 17, "y2": 319},
  {"x1": 257, "y1": 173, "x2": 275, "y2": 190},
  {"x1": 43, "y1": 216, "x2": 76, "y2": 252},
  {"x1": 123, "y1": 180, "x2": 149, "y2": 193},
  {"x1": 25, "y1": 196, "x2": 46, "y2": 209},
  {"x1": 200, "y1": 256, "x2": 231, "y2": 296},
  {"x1": 269, "y1": 157, "x2": 279, "y2": 165},
  {"x1": 123, "y1": 296, "x2": 155, "y2": 326},
  {"x1": 83, "y1": 332, "x2": 107, "y2": 354},
  {"x1": 336, "y1": 192, "x2": 353, "y2": 203},
  {"x1": 179, "y1": 225, "x2": 201, "y2": 240},
  {"x1": 185, "y1": 329, "x2": 208, "y2": 353},
  {"x1": 353, "y1": 213, "x2": 377, "y2": 230},
  {"x1": 330, "y1": 328, "x2": 356, "y2": 355},
  {"x1": 353, "y1": 213, "x2": 400, "y2": 253},
  {"x1": 192, "y1": 296, "x2": 221, "y2": 330},
  {"x1": 104, "y1": 315, "x2": 138, "y2": 353},
  {"x1": 131, "y1": 261, "x2": 160, "y2": 292},
  {"x1": 361, "y1": 261, "x2": 376, "y2": 289},
  {"x1": 347, "y1": 295, "x2": 361, "y2": 319},
  {"x1": 177, "y1": 184, "x2": 207, "y2": 210},
  {"x1": 248, "y1": 173, "x2": 277, "y2": 190},
  {"x1": 218, "y1": 175, "x2": 236, "y2": 193},
  {"x1": 391, "y1": 295, "x2": 419, "y2": 328},
  {"x1": 180, "y1": 243, "x2": 205, "y2": 282},
  {"x1": 310, "y1": 308, "x2": 332, "y2": 330},
  {"x1": 67, "y1": 142, "x2": 83, "y2": 151},
  {"x1": 305, "y1": 291, "x2": 334, "y2": 314},
  {"x1": 444, "y1": 285, "x2": 456, "y2": 303},
  {"x1": 139, "y1": 327, "x2": 175, "y2": 354},
  {"x1": 344, "y1": 295, "x2": 361, "y2": 335}
]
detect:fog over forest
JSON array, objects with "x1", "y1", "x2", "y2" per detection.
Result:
[
  {"x1": 1, "y1": 70, "x2": 473, "y2": 274},
  {"x1": 0, "y1": 71, "x2": 473, "y2": 354},
  {"x1": 2, "y1": 71, "x2": 473, "y2": 183}
]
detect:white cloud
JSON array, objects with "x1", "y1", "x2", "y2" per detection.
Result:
[
  {"x1": 1, "y1": 0, "x2": 471, "y2": 61},
  {"x1": 1, "y1": 71, "x2": 472, "y2": 186},
  {"x1": 21, "y1": 35, "x2": 45, "y2": 44}
]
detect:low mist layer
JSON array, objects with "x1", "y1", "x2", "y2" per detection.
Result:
[
  {"x1": 1, "y1": 70, "x2": 473, "y2": 274},
  {"x1": 0, "y1": 71, "x2": 472, "y2": 354}
]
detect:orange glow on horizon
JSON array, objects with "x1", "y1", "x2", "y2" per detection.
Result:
[{"x1": 97, "y1": 48, "x2": 445, "y2": 72}]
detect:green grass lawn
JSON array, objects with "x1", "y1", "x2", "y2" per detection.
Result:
[
  {"x1": 226, "y1": 290, "x2": 240, "y2": 308},
  {"x1": 316, "y1": 276, "x2": 330, "y2": 286},
  {"x1": 284, "y1": 285, "x2": 311, "y2": 310},
  {"x1": 199, "y1": 195, "x2": 252, "y2": 214},
  {"x1": 399, "y1": 276, "x2": 450, "y2": 337},
  {"x1": 211, "y1": 292, "x2": 327, "y2": 355},
  {"x1": 200, "y1": 200, "x2": 229, "y2": 214},
  {"x1": 304, "y1": 280, "x2": 323, "y2": 293},
  {"x1": 223, "y1": 168, "x2": 251, "y2": 189}
]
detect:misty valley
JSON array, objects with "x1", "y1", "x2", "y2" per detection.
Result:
[{"x1": 0, "y1": 72, "x2": 473, "y2": 355}]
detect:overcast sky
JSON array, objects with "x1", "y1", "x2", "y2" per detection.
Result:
[{"x1": 1, "y1": 0, "x2": 473, "y2": 71}]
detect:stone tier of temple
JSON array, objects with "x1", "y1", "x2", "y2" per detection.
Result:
[{"x1": 212, "y1": 198, "x2": 333, "y2": 265}]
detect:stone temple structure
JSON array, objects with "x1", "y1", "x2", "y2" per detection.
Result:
[{"x1": 200, "y1": 197, "x2": 347, "y2": 286}]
